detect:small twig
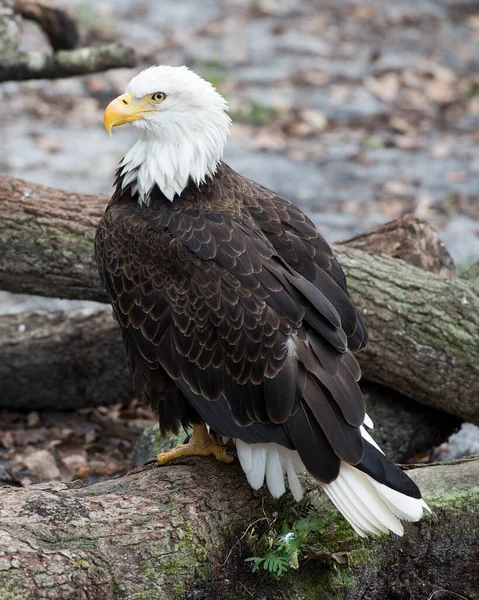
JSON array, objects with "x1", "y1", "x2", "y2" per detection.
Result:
[
  {"x1": 428, "y1": 589, "x2": 470, "y2": 600},
  {"x1": 220, "y1": 517, "x2": 269, "y2": 567},
  {"x1": 238, "y1": 581, "x2": 254, "y2": 598},
  {"x1": 221, "y1": 497, "x2": 278, "y2": 567}
]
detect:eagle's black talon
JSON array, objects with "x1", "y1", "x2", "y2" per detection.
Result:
[
  {"x1": 226, "y1": 447, "x2": 237, "y2": 459},
  {"x1": 183, "y1": 433, "x2": 192, "y2": 444},
  {"x1": 144, "y1": 457, "x2": 159, "y2": 466}
]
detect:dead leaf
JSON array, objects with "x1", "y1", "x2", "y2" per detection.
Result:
[
  {"x1": 23, "y1": 449, "x2": 61, "y2": 480},
  {"x1": 365, "y1": 73, "x2": 400, "y2": 103},
  {"x1": 297, "y1": 69, "x2": 328, "y2": 86},
  {"x1": 446, "y1": 171, "x2": 467, "y2": 183},
  {"x1": 35, "y1": 135, "x2": 62, "y2": 153},
  {"x1": 425, "y1": 79, "x2": 456, "y2": 104},
  {"x1": 14, "y1": 428, "x2": 49, "y2": 446},
  {"x1": 27, "y1": 411, "x2": 40, "y2": 427},
  {"x1": 254, "y1": 127, "x2": 287, "y2": 151},
  {"x1": 57, "y1": 442, "x2": 88, "y2": 473},
  {"x1": 199, "y1": 21, "x2": 224, "y2": 37},
  {"x1": 331, "y1": 552, "x2": 349, "y2": 565},
  {"x1": 415, "y1": 193, "x2": 434, "y2": 218},
  {"x1": 88, "y1": 459, "x2": 122, "y2": 476},
  {"x1": 393, "y1": 135, "x2": 422, "y2": 151},
  {"x1": 0, "y1": 430, "x2": 14, "y2": 449},
  {"x1": 299, "y1": 109, "x2": 328, "y2": 132},
  {"x1": 431, "y1": 141, "x2": 452, "y2": 158},
  {"x1": 329, "y1": 85, "x2": 353, "y2": 104},
  {"x1": 84, "y1": 428, "x2": 97, "y2": 445},
  {"x1": 77, "y1": 464, "x2": 90, "y2": 480},
  {"x1": 383, "y1": 180, "x2": 408, "y2": 195}
]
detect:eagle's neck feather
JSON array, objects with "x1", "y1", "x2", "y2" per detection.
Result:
[{"x1": 119, "y1": 111, "x2": 230, "y2": 205}]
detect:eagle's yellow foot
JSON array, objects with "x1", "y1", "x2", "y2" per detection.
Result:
[{"x1": 157, "y1": 423, "x2": 234, "y2": 465}]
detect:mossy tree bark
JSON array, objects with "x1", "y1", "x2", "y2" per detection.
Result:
[
  {"x1": 0, "y1": 458, "x2": 477, "y2": 600},
  {"x1": 0, "y1": 1, "x2": 136, "y2": 81},
  {"x1": 0, "y1": 308, "x2": 461, "y2": 463},
  {"x1": 0, "y1": 176, "x2": 477, "y2": 423}
]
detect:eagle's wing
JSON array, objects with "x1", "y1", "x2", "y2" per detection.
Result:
[
  {"x1": 239, "y1": 176, "x2": 368, "y2": 352},
  {"x1": 95, "y1": 191, "x2": 367, "y2": 485}
]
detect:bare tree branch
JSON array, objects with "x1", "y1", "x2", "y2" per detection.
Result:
[{"x1": 0, "y1": 43, "x2": 136, "y2": 82}]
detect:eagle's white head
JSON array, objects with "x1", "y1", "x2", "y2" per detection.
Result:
[{"x1": 104, "y1": 65, "x2": 231, "y2": 204}]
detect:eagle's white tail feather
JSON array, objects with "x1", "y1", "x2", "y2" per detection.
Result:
[
  {"x1": 323, "y1": 479, "x2": 384, "y2": 537},
  {"x1": 323, "y1": 462, "x2": 430, "y2": 536},
  {"x1": 332, "y1": 466, "x2": 394, "y2": 535},
  {"x1": 285, "y1": 453, "x2": 303, "y2": 502},
  {"x1": 235, "y1": 440, "x2": 304, "y2": 500},
  {"x1": 235, "y1": 428, "x2": 428, "y2": 537},
  {"x1": 266, "y1": 446, "x2": 286, "y2": 498},
  {"x1": 247, "y1": 443, "x2": 268, "y2": 489},
  {"x1": 325, "y1": 463, "x2": 404, "y2": 536},
  {"x1": 369, "y1": 478, "x2": 431, "y2": 521},
  {"x1": 235, "y1": 438, "x2": 253, "y2": 473}
]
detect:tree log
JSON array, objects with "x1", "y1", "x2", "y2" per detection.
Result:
[
  {"x1": 341, "y1": 214, "x2": 456, "y2": 277},
  {"x1": 1, "y1": 308, "x2": 460, "y2": 462},
  {"x1": 0, "y1": 176, "x2": 478, "y2": 423},
  {"x1": 334, "y1": 246, "x2": 478, "y2": 424},
  {"x1": 0, "y1": 307, "x2": 132, "y2": 410},
  {"x1": 0, "y1": 458, "x2": 477, "y2": 600}
]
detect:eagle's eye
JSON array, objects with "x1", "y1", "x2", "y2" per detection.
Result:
[{"x1": 151, "y1": 92, "x2": 167, "y2": 103}]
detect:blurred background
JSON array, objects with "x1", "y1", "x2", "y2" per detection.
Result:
[
  {"x1": 3, "y1": 0, "x2": 479, "y2": 261},
  {"x1": 1, "y1": 0, "x2": 478, "y2": 484}
]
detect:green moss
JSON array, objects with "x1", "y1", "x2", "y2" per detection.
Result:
[
  {"x1": 4, "y1": 215, "x2": 94, "y2": 262},
  {"x1": 425, "y1": 484, "x2": 479, "y2": 511},
  {"x1": 0, "y1": 581, "x2": 22, "y2": 600},
  {"x1": 281, "y1": 561, "x2": 352, "y2": 600},
  {"x1": 139, "y1": 520, "x2": 213, "y2": 597},
  {"x1": 347, "y1": 547, "x2": 376, "y2": 568}
]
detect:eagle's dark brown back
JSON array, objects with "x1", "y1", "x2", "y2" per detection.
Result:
[{"x1": 95, "y1": 162, "x2": 371, "y2": 485}]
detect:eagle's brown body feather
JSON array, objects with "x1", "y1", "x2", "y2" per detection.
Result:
[{"x1": 95, "y1": 163, "x2": 419, "y2": 495}]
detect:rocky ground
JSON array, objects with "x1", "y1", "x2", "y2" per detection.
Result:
[{"x1": 1, "y1": 0, "x2": 478, "y2": 486}]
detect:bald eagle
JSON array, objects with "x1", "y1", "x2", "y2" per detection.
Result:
[{"x1": 97, "y1": 65, "x2": 429, "y2": 537}]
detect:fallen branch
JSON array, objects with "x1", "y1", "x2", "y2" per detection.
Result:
[
  {"x1": 1, "y1": 309, "x2": 460, "y2": 462},
  {"x1": 342, "y1": 214, "x2": 455, "y2": 277},
  {"x1": 0, "y1": 306, "x2": 132, "y2": 410},
  {"x1": 0, "y1": 0, "x2": 136, "y2": 81},
  {"x1": 0, "y1": 176, "x2": 478, "y2": 423},
  {"x1": 15, "y1": 0, "x2": 79, "y2": 51},
  {"x1": 0, "y1": 43, "x2": 136, "y2": 81},
  {"x1": 0, "y1": 458, "x2": 477, "y2": 599}
]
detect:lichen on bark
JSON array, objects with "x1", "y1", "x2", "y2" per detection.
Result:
[{"x1": 0, "y1": 459, "x2": 477, "y2": 599}]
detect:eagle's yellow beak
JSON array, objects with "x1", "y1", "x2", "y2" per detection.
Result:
[{"x1": 104, "y1": 92, "x2": 150, "y2": 135}]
